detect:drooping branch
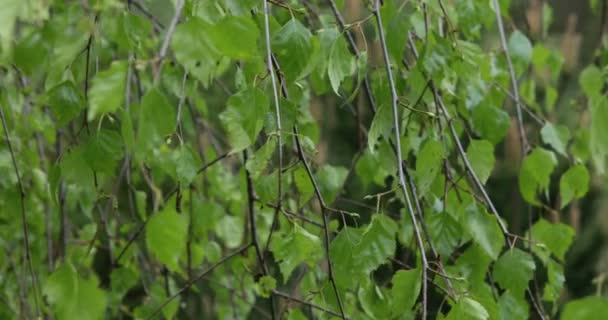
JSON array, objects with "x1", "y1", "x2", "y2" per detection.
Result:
[
  {"x1": 263, "y1": 0, "x2": 285, "y2": 252},
  {"x1": 267, "y1": 45, "x2": 347, "y2": 319},
  {"x1": 406, "y1": 31, "x2": 547, "y2": 320},
  {"x1": 491, "y1": 0, "x2": 529, "y2": 155},
  {"x1": 372, "y1": 2, "x2": 429, "y2": 318},
  {"x1": 0, "y1": 105, "x2": 41, "y2": 317},
  {"x1": 244, "y1": 150, "x2": 277, "y2": 320},
  {"x1": 154, "y1": 0, "x2": 185, "y2": 82}
]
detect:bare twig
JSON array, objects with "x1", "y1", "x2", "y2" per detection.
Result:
[
  {"x1": 196, "y1": 152, "x2": 231, "y2": 174},
  {"x1": 492, "y1": 0, "x2": 529, "y2": 155},
  {"x1": 293, "y1": 126, "x2": 347, "y2": 319},
  {"x1": 176, "y1": 71, "x2": 188, "y2": 141},
  {"x1": 372, "y1": 2, "x2": 429, "y2": 318},
  {"x1": 272, "y1": 290, "x2": 347, "y2": 319},
  {"x1": 154, "y1": 0, "x2": 185, "y2": 82},
  {"x1": 263, "y1": 0, "x2": 285, "y2": 254},
  {"x1": 267, "y1": 42, "x2": 346, "y2": 319},
  {"x1": 244, "y1": 150, "x2": 277, "y2": 319},
  {"x1": 144, "y1": 244, "x2": 251, "y2": 320},
  {"x1": 0, "y1": 105, "x2": 41, "y2": 317}
]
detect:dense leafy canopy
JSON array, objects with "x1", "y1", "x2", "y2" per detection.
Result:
[{"x1": 1, "y1": 0, "x2": 607, "y2": 319}]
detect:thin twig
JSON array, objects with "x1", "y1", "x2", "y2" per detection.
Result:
[
  {"x1": 244, "y1": 150, "x2": 277, "y2": 319},
  {"x1": 196, "y1": 152, "x2": 231, "y2": 174},
  {"x1": 154, "y1": 0, "x2": 184, "y2": 82},
  {"x1": 127, "y1": 0, "x2": 165, "y2": 32},
  {"x1": 144, "y1": 244, "x2": 251, "y2": 320},
  {"x1": 267, "y1": 42, "x2": 346, "y2": 319},
  {"x1": 272, "y1": 290, "x2": 346, "y2": 319},
  {"x1": 0, "y1": 105, "x2": 41, "y2": 317},
  {"x1": 407, "y1": 32, "x2": 547, "y2": 320},
  {"x1": 176, "y1": 71, "x2": 188, "y2": 142},
  {"x1": 372, "y1": 2, "x2": 428, "y2": 318},
  {"x1": 263, "y1": 0, "x2": 285, "y2": 257},
  {"x1": 492, "y1": 0, "x2": 529, "y2": 155},
  {"x1": 293, "y1": 126, "x2": 347, "y2": 319}
]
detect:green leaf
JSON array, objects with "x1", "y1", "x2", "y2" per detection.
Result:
[
  {"x1": 216, "y1": 214, "x2": 244, "y2": 249},
  {"x1": 498, "y1": 291, "x2": 529, "y2": 320},
  {"x1": 560, "y1": 164, "x2": 590, "y2": 208},
  {"x1": 446, "y1": 297, "x2": 489, "y2": 320},
  {"x1": 220, "y1": 87, "x2": 269, "y2": 153},
  {"x1": 590, "y1": 96, "x2": 608, "y2": 174},
  {"x1": 145, "y1": 207, "x2": 188, "y2": 271},
  {"x1": 246, "y1": 139, "x2": 276, "y2": 179},
  {"x1": 83, "y1": 129, "x2": 124, "y2": 173},
  {"x1": 293, "y1": 165, "x2": 314, "y2": 205},
  {"x1": 367, "y1": 104, "x2": 392, "y2": 153},
  {"x1": 171, "y1": 17, "x2": 222, "y2": 86},
  {"x1": 519, "y1": 147, "x2": 557, "y2": 205},
  {"x1": 529, "y1": 219, "x2": 574, "y2": 262},
  {"x1": 358, "y1": 215, "x2": 398, "y2": 272},
  {"x1": 391, "y1": 268, "x2": 422, "y2": 315},
  {"x1": 493, "y1": 248, "x2": 536, "y2": 297},
  {"x1": 416, "y1": 138, "x2": 443, "y2": 196},
  {"x1": 270, "y1": 224, "x2": 323, "y2": 282},
  {"x1": 543, "y1": 258, "x2": 565, "y2": 302},
  {"x1": 507, "y1": 30, "x2": 532, "y2": 65},
  {"x1": 329, "y1": 227, "x2": 363, "y2": 288},
  {"x1": 466, "y1": 139, "x2": 495, "y2": 184},
  {"x1": 137, "y1": 88, "x2": 176, "y2": 155},
  {"x1": 272, "y1": 18, "x2": 313, "y2": 80},
  {"x1": 174, "y1": 145, "x2": 201, "y2": 185},
  {"x1": 359, "y1": 281, "x2": 391, "y2": 319},
  {"x1": 471, "y1": 105, "x2": 510, "y2": 145},
  {"x1": 44, "y1": 263, "x2": 107, "y2": 320},
  {"x1": 427, "y1": 212, "x2": 462, "y2": 258},
  {"x1": 541, "y1": 122, "x2": 570, "y2": 156},
  {"x1": 315, "y1": 165, "x2": 348, "y2": 204},
  {"x1": 461, "y1": 203, "x2": 504, "y2": 260},
  {"x1": 119, "y1": 108, "x2": 135, "y2": 154},
  {"x1": 562, "y1": 297, "x2": 608, "y2": 320},
  {"x1": 328, "y1": 35, "x2": 355, "y2": 95},
  {"x1": 209, "y1": 16, "x2": 259, "y2": 60},
  {"x1": 110, "y1": 267, "x2": 139, "y2": 304},
  {"x1": 88, "y1": 60, "x2": 128, "y2": 120},
  {"x1": 47, "y1": 81, "x2": 84, "y2": 127},
  {"x1": 579, "y1": 65, "x2": 604, "y2": 97},
  {"x1": 256, "y1": 275, "x2": 276, "y2": 298}
]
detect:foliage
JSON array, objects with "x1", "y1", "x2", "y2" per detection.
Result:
[{"x1": 1, "y1": 0, "x2": 607, "y2": 319}]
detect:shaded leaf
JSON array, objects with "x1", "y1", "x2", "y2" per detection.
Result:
[
  {"x1": 493, "y1": 248, "x2": 536, "y2": 297},
  {"x1": 145, "y1": 207, "x2": 188, "y2": 271},
  {"x1": 467, "y1": 139, "x2": 495, "y2": 184},
  {"x1": 560, "y1": 164, "x2": 590, "y2": 208},
  {"x1": 270, "y1": 224, "x2": 323, "y2": 282},
  {"x1": 519, "y1": 148, "x2": 557, "y2": 205},
  {"x1": 88, "y1": 60, "x2": 127, "y2": 120}
]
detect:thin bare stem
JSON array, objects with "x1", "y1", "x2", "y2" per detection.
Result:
[
  {"x1": 267, "y1": 43, "x2": 346, "y2": 318},
  {"x1": 144, "y1": 244, "x2": 251, "y2": 320},
  {"x1": 244, "y1": 150, "x2": 277, "y2": 320},
  {"x1": 372, "y1": 2, "x2": 428, "y2": 318},
  {"x1": 492, "y1": 0, "x2": 529, "y2": 155},
  {"x1": 176, "y1": 71, "x2": 188, "y2": 141},
  {"x1": 263, "y1": 0, "x2": 284, "y2": 240},
  {"x1": 155, "y1": 0, "x2": 185, "y2": 82},
  {"x1": 293, "y1": 126, "x2": 347, "y2": 319},
  {"x1": 272, "y1": 290, "x2": 347, "y2": 319},
  {"x1": 0, "y1": 105, "x2": 41, "y2": 317}
]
